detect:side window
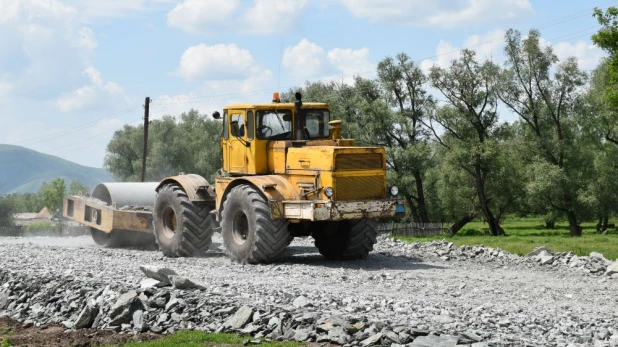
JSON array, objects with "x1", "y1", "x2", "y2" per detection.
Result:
[
  {"x1": 247, "y1": 111, "x2": 254, "y2": 140},
  {"x1": 230, "y1": 114, "x2": 245, "y2": 138},
  {"x1": 223, "y1": 111, "x2": 229, "y2": 140}
]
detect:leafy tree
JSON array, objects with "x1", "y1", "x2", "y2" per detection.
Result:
[
  {"x1": 0, "y1": 196, "x2": 16, "y2": 228},
  {"x1": 429, "y1": 49, "x2": 505, "y2": 236},
  {"x1": 69, "y1": 180, "x2": 90, "y2": 195},
  {"x1": 498, "y1": 29, "x2": 588, "y2": 236},
  {"x1": 592, "y1": 7, "x2": 618, "y2": 108},
  {"x1": 39, "y1": 178, "x2": 66, "y2": 213},
  {"x1": 104, "y1": 109, "x2": 222, "y2": 183}
]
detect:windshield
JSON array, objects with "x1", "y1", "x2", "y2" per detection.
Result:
[
  {"x1": 256, "y1": 110, "x2": 293, "y2": 140},
  {"x1": 256, "y1": 108, "x2": 331, "y2": 140}
]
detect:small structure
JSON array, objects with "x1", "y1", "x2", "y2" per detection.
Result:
[{"x1": 13, "y1": 207, "x2": 54, "y2": 228}]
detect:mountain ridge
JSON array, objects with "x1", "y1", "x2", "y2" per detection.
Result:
[{"x1": 0, "y1": 144, "x2": 114, "y2": 194}]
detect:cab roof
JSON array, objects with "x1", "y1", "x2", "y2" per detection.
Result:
[{"x1": 223, "y1": 102, "x2": 329, "y2": 110}]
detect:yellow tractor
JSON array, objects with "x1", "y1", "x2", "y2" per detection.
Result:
[{"x1": 63, "y1": 92, "x2": 405, "y2": 263}]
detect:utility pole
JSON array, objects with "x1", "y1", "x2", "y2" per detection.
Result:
[{"x1": 140, "y1": 96, "x2": 150, "y2": 182}]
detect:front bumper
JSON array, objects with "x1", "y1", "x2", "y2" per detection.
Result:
[{"x1": 269, "y1": 199, "x2": 406, "y2": 221}]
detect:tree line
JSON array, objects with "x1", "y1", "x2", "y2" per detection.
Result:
[{"x1": 101, "y1": 19, "x2": 618, "y2": 237}]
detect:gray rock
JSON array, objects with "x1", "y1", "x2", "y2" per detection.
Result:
[
  {"x1": 293, "y1": 296, "x2": 310, "y2": 308},
  {"x1": 360, "y1": 332, "x2": 382, "y2": 346},
  {"x1": 109, "y1": 290, "x2": 144, "y2": 326},
  {"x1": 432, "y1": 315, "x2": 455, "y2": 324},
  {"x1": 73, "y1": 303, "x2": 98, "y2": 329},
  {"x1": 526, "y1": 246, "x2": 553, "y2": 257},
  {"x1": 538, "y1": 252, "x2": 554, "y2": 265},
  {"x1": 606, "y1": 262, "x2": 618, "y2": 276},
  {"x1": 460, "y1": 331, "x2": 483, "y2": 342},
  {"x1": 590, "y1": 252, "x2": 605, "y2": 259},
  {"x1": 225, "y1": 305, "x2": 253, "y2": 329},
  {"x1": 139, "y1": 265, "x2": 178, "y2": 284},
  {"x1": 110, "y1": 290, "x2": 138, "y2": 318},
  {"x1": 165, "y1": 297, "x2": 186, "y2": 312},
  {"x1": 294, "y1": 329, "x2": 310, "y2": 341},
  {"x1": 411, "y1": 335, "x2": 458, "y2": 347},
  {"x1": 169, "y1": 275, "x2": 206, "y2": 290},
  {"x1": 0, "y1": 291, "x2": 8, "y2": 310},
  {"x1": 471, "y1": 343, "x2": 490, "y2": 347},
  {"x1": 133, "y1": 310, "x2": 147, "y2": 332},
  {"x1": 328, "y1": 326, "x2": 351, "y2": 345},
  {"x1": 139, "y1": 278, "x2": 163, "y2": 289}
]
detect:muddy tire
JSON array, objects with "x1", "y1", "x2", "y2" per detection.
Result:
[
  {"x1": 312, "y1": 219, "x2": 378, "y2": 260},
  {"x1": 153, "y1": 183, "x2": 214, "y2": 257},
  {"x1": 221, "y1": 184, "x2": 291, "y2": 264}
]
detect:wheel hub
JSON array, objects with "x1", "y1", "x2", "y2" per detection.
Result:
[
  {"x1": 232, "y1": 211, "x2": 249, "y2": 245},
  {"x1": 161, "y1": 206, "x2": 177, "y2": 239}
]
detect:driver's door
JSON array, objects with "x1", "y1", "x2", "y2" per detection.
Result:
[{"x1": 228, "y1": 110, "x2": 247, "y2": 173}]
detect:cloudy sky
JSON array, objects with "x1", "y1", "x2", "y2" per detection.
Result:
[{"x1": 0, "y1": 0, "x2": 609, "y2": 168}]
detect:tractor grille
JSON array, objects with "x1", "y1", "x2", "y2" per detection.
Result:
[
  {"x1": 334, "y1": 175, "x2": 386, "y2": 201},
  {"x1": 335, "y1": 153, "x2": 383, "y2": 171}
]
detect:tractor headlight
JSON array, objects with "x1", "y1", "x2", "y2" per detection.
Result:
[
  {"x1": 324, "y1": 187, "x2": 334, "y2": 198},
  {"x1": 390, "y1": 186, "x2": 399, "y2": 196}
]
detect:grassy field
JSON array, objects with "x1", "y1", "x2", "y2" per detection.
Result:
[
  {"x1": 113, "y1": 331, "x2": 302, "y2": 347},
  {"x1": 397, "y1": 217, "x2": 618, "y2": 260}
]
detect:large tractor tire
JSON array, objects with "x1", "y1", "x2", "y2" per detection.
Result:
[
  {"x1": 220, "y1": 184, "x2": 292, "y2": 264},
  {"x1": 312, "y1": 219, "x2": 378, "y2": 260},
  {"x1": 153, "y1": 183, "x2": 214, "y2": 257}
]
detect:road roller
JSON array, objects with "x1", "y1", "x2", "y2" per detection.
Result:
[
  {"x1": 63, "y1": 93, "x2": 405, "y2": 262},
  {"x1": 63, "y1": 182, "x2": 158, "y2": 248}
]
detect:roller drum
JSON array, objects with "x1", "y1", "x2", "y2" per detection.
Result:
[{"x1": 91, "y1": 182, "x2": 159, "y2": 208}]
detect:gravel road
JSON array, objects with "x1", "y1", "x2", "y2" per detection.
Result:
[{"x1": 1, "y1": 234, "x2": 618, "y2": 346}]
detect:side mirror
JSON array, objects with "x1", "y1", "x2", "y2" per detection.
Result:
[{"x1": 212, "y1": 111, "x2": 221, "y2": 120}]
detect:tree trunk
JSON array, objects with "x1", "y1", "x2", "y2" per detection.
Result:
[
  {"x1": 474, "y1": 165, "x2": 503, "y2": 236},
  {"x1": 448, "y1": 214, "x2": 474, "y2": 235},
  {"x1": 404, "y1": 195, "x2": 421, "y2": 223},
  {"x1": 603, "y1": 214, "x2": 609, "y2": 232},
  {"x1": 566, "y1": 210, "x2": 581, "y2": 237},
  {"x1": 413, "y1": 170, "x2": 430, "y2": 223}
]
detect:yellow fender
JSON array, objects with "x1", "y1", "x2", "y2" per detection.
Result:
[
  {"x1": 156, "y1": 174, "x2": 216, "y2": 203},
  {"x1": 216, "y1": 175, "x2": 300, "y2": 219}
]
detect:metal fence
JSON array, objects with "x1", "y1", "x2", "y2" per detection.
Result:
[{"x1": 378, "y1": 222, "x2": 446, "y2": 237}]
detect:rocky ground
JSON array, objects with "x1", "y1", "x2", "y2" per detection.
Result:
[{"x1": 1, "y1": 234, "x2": 618, "y2": 347}]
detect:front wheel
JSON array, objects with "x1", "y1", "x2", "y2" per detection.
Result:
[
  {"x1": 312, "y1": 219, "x2": 378, "y2": 260},
  {"x1": 153, "y1": 183, "x2": 214, "y2": 257},
  {"x1": 220, "y1": 184, "x2": 291, "y2": 264}
]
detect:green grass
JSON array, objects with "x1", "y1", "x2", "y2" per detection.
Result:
[
  {"x1": 397, "y1": 217, "x2": 618, "y2": 260},
  {"x1": 113, "y1": 331, "x2": 303, "y2": 347}
]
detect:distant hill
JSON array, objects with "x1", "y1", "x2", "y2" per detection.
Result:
[{"x1": 0, "y1": 145, "x2": 114, "y2": 194}]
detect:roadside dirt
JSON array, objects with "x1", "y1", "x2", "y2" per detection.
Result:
[{"x1": 0, "y1": 317, "x2": 159, "y2": 347}]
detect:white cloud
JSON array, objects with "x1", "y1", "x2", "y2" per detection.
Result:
[
  {"x1": 167, "y1": 0, "x2": 240, "y2": 34},
  {"x1": 0, "y1": 81, "x2": 11, "y2": 102},
  {"x1": 327, "y1": 47, "x2": 374, "y2": 78},
  {"x1": 243, "y1": 0, "x2": 308, "y2": 35},
  {"x1": 176, "y1": 43, "x2": 260, "y2": 81},
  {"x1": 281, "y1": 39, "x2": 376, "y2": 85},
  {"x1": 339, "y1": 0, "x2": 533, "y2": 29},
  {"x1": 552, "y1": 41, "x2": 605, "y2": 71},
  {"x1": 0, "y1": 0, "x2": 78, "y2": 24},
  {"x1": 282, "y1": 39, "x2": 326, "y2": 80},
  {"x1": 56, "y1": 66, "x2": 127, "y2": 112},
  {"x1": 166, "y1": 0, "x2": 307, "y2": 35}
]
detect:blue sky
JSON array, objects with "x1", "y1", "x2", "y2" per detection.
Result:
[{"x1": 0, "y1": 0, "x2": 610, "y2": 168}]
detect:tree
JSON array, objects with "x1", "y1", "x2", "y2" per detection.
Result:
[
  {"x1": 69, "y1": 180, "x2": 90, "y2": 195},
  {"x1": 39, "y1": 178, "x2": 66, "y2": 213},
  {"x1": 0, "y1": 196, "x2": 16, "y2": 228},
  {"x1": 104, "y1": 109, "x2": 222, "y2": 183},
  {"x1": 592, "y1": 7, "x2": 618, "y2": 108},
  {"x1": 429, "y1": 49, "x2": 505, "y2": 236},
  {"x1": 498, "y1": 29, "x2": 588, "y2": 236}
]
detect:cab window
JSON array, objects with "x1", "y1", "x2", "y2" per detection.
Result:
[
  {"x1": 230, "y1": 114, "x2": 245, "y2": 137},
  {"x1": 304, "y1": 109, "x2": 330, "y2": 138},
  {"x1": 257, "y1": 110, "x2": 293, "y2": 140},
  {"x1": 247, "y1": 111, "x2": 255, "y2": 140}
]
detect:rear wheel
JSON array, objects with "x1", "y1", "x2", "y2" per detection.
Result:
[
  {"x1": 221, "y1": 184, "x2": 291, "y2": 264},
  {"x1": 312, "y1": 219, "x2": 378, "y2": 260},
  {"x1": 90, "y1": 228, "x2": 121, "y2": 247},
  {"x1": 153, "y1": 183, "x2": 214, "y2": 257}
]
